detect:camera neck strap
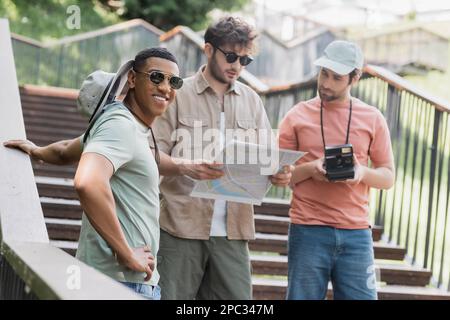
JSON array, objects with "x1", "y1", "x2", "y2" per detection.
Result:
[{"x1": 320, "y1": 98, "x2": 353, "y2": 150}]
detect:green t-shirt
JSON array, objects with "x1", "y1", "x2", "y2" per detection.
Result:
[{"x1": 76, "y1": 102, "x2": 160, "y2": 286}]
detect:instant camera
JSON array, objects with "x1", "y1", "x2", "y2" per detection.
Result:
[{"x1": 324, "y1": 144, "x2": 355, "y2": 181}]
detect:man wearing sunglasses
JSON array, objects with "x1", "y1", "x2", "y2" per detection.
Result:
[
  {"x1": 153, "y1": 16, "x2": 293, "y2": 300},
  {"x1": 3, "y1": 47, "x2": 224, "y2": 299}
]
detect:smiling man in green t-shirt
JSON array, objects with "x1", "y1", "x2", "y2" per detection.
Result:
[
  {"x1": 73, "y1": 48, "x2": 181, "y2": 299},
  {"x1": 4, "y1": 47, "x2": 225, "y2": 300}
]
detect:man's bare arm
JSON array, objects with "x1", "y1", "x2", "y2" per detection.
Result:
[
  {"x1": 158, "y1": 151, "x2": 224, "y2": 179},
  {"x1": 74, "y1": 152, "x2": 154, "y2": 281},
  {"x1": 337, "y1": 155, "x2": 395, "y2": 189},
  {"x1": 3, "y1": 137, "x2": 82, "y2": 165}
]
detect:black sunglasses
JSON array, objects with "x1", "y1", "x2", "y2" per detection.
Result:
[
  {"x1": 212, "y1": 45, "x2": 253, "y2": 66},
  {"x1": 134, "y1": 69, "x2": 183, "y2": 90}
]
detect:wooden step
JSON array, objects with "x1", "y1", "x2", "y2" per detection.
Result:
[
  {"x1": 24, "y1": 117, "x2": 88, "y2": 131},
  {"x1": 252, "y1": 278, "x2": 286, "y2": 300},
  {"x1": 22, "y1": 103, "x2": 80, "y2": 115},
  {"x1": 41, "y1": 197, "x2": 82, "y2": 220},
  {"x1": 26, "y1": 126, "x2": 85, "y2": 138},
  {"x1": 36, "y1": 176, "x2": 78, "y2": 200},
  {"x1": 20, "y1": 93, "x2": 78, "y2": 107},
  {"x1": 32, "y1": 163, "x2": 77, "y2": 179},
  {"x1": 250, "y1": 233, "x2": 288, "y2": 254},
  {"x1": 376, "y1": 263, "x2": 432, "y2": 287},
  {"x1": 251, "y1": 278, "x2": 450, "y2": 300},
  {"x1": 374, "y1": 243, "x2": 407, "y2": 260},
  {"x1": 250, "y1": 255, "x2": 432, "y2": 286},
  {"x1": 24, "y1": 120, "x2": 86, "y2": 132},
  {"x1": 45, "y1": 217, "x2": 81, "y2": 241},
  {"x1": 372, "y1": 226, "x2": 383, "y2": 242},
  {"x1": 254, "y1": 214, "x2": 289, "y2": 235},
  {"x1": 22, "y1": 109, "x2": 87, "y2": 123},
  {"x1": 254, "y1": 199, "x2": 290, "y2": 217},
  {"x1": 249, "y1": 233, "x2": 406, "y2": 260},
  {"x1": 50, "y1": 240, "x2": 77, "y2": 257}
]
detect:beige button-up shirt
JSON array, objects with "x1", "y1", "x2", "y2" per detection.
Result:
[{"x1": 153, "y1": 66, "x2": 273, "y2": 240}]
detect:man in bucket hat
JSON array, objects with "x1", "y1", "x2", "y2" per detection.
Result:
[
  {"x1": 278, "y1": 40, "x2": 395, "y2": 300},
  {"x1": 4, "y1": 47, "x2": 223, "y2": 299}
]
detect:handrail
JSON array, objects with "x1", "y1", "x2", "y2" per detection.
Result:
[
  {"x1": 11, "y1": 19, "x2": 163, "y2": 48},
  {"x1": 364, "y1": 65, "x2": 450, "y2": 113},
  {"x1": 0, "y1": 18, "x2": 142, "y2": 300},
  {"x1": 11, "y1": 32, "x2": 44, "y2": 48},
  {"x1": 258, "y1": 64, "x2": 450, "y2": 113},
  {"x1": 46, "y1": 19, "x2": 163, "y2": 47}
]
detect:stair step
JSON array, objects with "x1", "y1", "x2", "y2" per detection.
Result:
[
  {"x1": 250, "y1": 255, "x2": 432, "y2": 286},
  {"x1": 376, "y1": 263, "x2": 432, "y2": 286},
  {"x1": 254, "y1": 214, "x2": 290, "y2": 234},
  {"x1": 41, "y1": 197, "x2": 82, "y2": 220},
  {"x1": 372, "y1": 226, "x2": 383, "y2": 242},
  {"x1": 249, "y1": 233, "x2": 406, "y2": 260},
  {"x1": 26, "y1": 126, "x2": 85, "y2": 138},
  {"x1": 24, "y1": 117, "x2": 87, "y2": 131},
  {"x1": 33, "y1": 163, "x2": 77, "y2": 179},
  {"x1": 20, "y1": 93, "x2": 78, "y2": 107},
  {"x1": 251, "y1": 278, "x2": 450, "y2": 300},
  {"x1": 45, "y1": 217, "x2": 81, "y2": 241},
  {"x1": 22, "y1": 105, "x2": 80, "y2": 115},
  {"x1": 22, "y1": 108, "x2": 86, "y2": 122},
  {"x1": 50, "y1": 240, "x2": 77, "y2": 256},
  {"x1": 36, "y1": 176, "x2": 78, "y2": 200},
  {"x1": 254, "y1": 199, "x2": 290, "y2": 217}
]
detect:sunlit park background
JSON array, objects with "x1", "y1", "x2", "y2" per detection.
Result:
[{"x1": 1, "y1": 0, "x2": 450, "y2": 300}]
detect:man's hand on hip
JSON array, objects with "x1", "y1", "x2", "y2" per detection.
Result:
[{"x1": 117, "y1": 246, "x2": 155, "y2": 282}]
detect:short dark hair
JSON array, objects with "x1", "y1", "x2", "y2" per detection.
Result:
[
  {"x1": 204, "y1": 16, "x2": 257, "y2": 50},
  {"x1": 348, "y1": 69, "x2": 359, "y2": 84},
  {"x1": 133, "y1": 47, "x2": 178, "y2": 71}
]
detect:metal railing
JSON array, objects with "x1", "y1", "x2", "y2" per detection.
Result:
[
  {"x1": 259, "y1": 64, "x2": 450, "y2": 292},
  {"x1": 1, "y1": 18, "x2": 142, "y2": 300}
]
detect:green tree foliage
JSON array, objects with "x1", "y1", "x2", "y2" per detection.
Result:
[
  {"x1": 119, "y1": 0, "x2": 250, "y2": 31},
  {"x1": 0, "y1": 0, "x2": 120, "y2": 41}
]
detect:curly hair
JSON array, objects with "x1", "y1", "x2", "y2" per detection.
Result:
[{"x1": 204, "y1": 16, "x2": 257, "y2": 50}]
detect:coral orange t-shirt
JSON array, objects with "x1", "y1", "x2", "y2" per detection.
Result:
[{"x1": 279, "y1": 96, "x2": 394, "y2": 229}]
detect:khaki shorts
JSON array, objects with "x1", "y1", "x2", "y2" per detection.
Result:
[{"x1": 157, "y1": 229, "x2": 252, "y2": 300}]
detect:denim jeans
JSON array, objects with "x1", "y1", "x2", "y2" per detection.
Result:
[
  {"x1": 121, "y1": 282, "x2": 161, "y2": 300},
  {"x1": 286, "y1": 224, "x2": 377, "y2": 300}
]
